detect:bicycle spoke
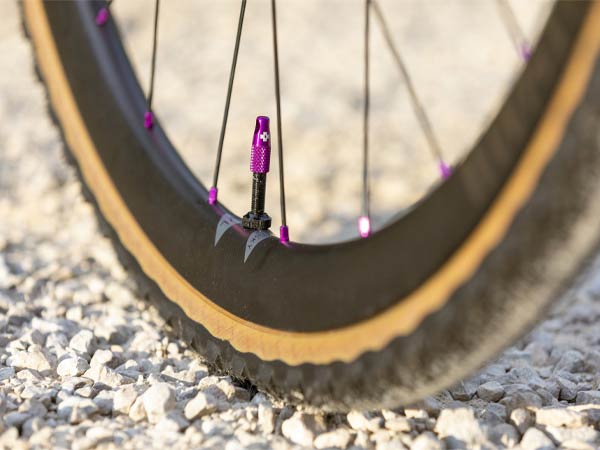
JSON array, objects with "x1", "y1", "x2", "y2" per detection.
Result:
[
  {"x1": 358, "y1": 0, "x2": 372, "y2": 239},
  {"x1": 209, "y1": 0, "x2": 247, "y2": 205},
  {"x1": 496, "y1": 0, "x2": 531, "y2": 61},
  {"x1": 144, "y1": 0, "x2": 160, "y2": 130},
  {"x1": 270, "y1": 0, "x2": 289, "y2": 244},
  {"x1": 95, "y1": 0, "x2": 113, "y2": 27},
  {"x1": 371, "y1": 0, "x2": 450, "y2": 180}
]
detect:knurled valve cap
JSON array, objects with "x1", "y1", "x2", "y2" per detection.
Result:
[{"x1": 242, "y1": 116, "x2": 272, "y2": 230}]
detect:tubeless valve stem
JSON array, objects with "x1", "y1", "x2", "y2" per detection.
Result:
[{"x1": 242, "y1": 116, "x2": 272, "y2": 230}]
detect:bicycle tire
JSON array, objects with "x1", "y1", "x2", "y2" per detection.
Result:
[{"x1": 22, "y1": 0, "x2": 600, "y2": 410}]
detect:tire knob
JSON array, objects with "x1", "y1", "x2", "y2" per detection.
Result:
[{"x1": 242, "y1": 116, "x2": 272, "y2": 230}]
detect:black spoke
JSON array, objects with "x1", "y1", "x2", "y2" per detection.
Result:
[
  {"x1": 371, "y1": 0, "x2": 450, "y2": 179},
  {"x1": 496, "y1": 0, "x2": 531, "y2": 61},
  {"x1": 209, "y1": 0, "x2": 247, "y2": 205},
  {"x1": 270, "y1": 0, "x2": 289, "y2": 243},
  {"x1": 144, "y1": 0, "x2": 160, "y2": 129},
  {"x1": 359, "y1": 0, "x2": 372, "y2": 238}
]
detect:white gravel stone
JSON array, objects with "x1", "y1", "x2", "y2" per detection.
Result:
[
  {"x1": 521, "y1": 428, "x2": 555, "y2": 450},
  {"x1": 536, "y1": 407, "x2": 589, "y2": 428},
  {"x1": 281, "y1": 412, "x2": 326, "y2": 447},
  {"x1": 57, "y1": 397, "x2": 99, "y2": 424},
  {"x1": 487, "y1": 423, "x2": 519, "y2": 448},
  {"x1": 113, "y1": 385, "x2": 138, "y2": 415},
  {"x1": 89, "y1": 349, "x2": 117, "y2": 368},
  {"x1": 480, "y1": 402, "x2": 508, "y2": 425},
  {"x1": 18, "y1": 399, "x2": 47, "y2": 418},
  {"x1": 83, "y1": 364, "x2": 132, "y2": 388},
  {"x1": 57, "y1": 356, "x2": 89, "y2": 377},
  {"x1": 556, "y1": 377, "x2": 577, "y2": 401},
  {"x1": 155, "y1": 411, "x2": 189, "y2": 432},
  {"x1": 385, "y1": 415, "x2": 411, "y2": 432},
  {"x1": 501, "y1": 390, "x2": 543, "y2": 412},
  {"x1": 408, "y1": 396, "x2": 443, "y2": 416},
  {"x1": 543, "y1": 426, "x2": 600, "y2": 445},
  {"x1": 257, "y1": 402, "x2": 275, "y2": 434},
  {"x1": 74, "y1": 385, "x2": 94, "y2": 398},
  {"x1": 93, "y1": 390, "x2": 114, "y2": 415},
  {"x1": 21, "y1": 417, "x2": 45, "y2": 439},
  {"x1": 4, "y1": 411, "x2": 30, "y2": 428},
  {"x1": 511, "y1": 408, "x2": 535, "y2": 434},
  {"x1": 434, "y1": 408, "x2": 487, "y2": 449},
  {"x1": 449, "y1": 380, "x2": 477, "y2": 401},
  {"x1": 184, "y1": 391, "x2": 218, "y2": 420},
  {"x1": 8, "y1": 349, "x2": 55, "y2": 373},
  {"x1": 477, "y1": 381, "x2": 505, "y2": 402},
  {"x1": 347, "y1": 410, "x2": 383, "y2": 432},
  {"x1": 576, "y1": 390, "x2": 600, "y2": 405},
  {"x1": 85, "y1": 426, "x2": 114, "y2": 446},
  {"x1": 314, "y1": 428, "x2": 352, "y2": 450},
  {"x1": 128, "y1": 395, "x2": 147, "y2": 422},
  {"x1": 411, "y1": 432, "x2": 444, "y2": 450},
  {"x1": 142, "y1": 382, "x2": 176, "y2": 424},
  {"x1": 555, "y1": 350, "x2": 586, "y2": 373},
  {"x1": 0, "y1": 367, "x2": 15, "y2": 381},
  {"x1": 68, "y1": 330, "x2": 96, "y2": 355}
]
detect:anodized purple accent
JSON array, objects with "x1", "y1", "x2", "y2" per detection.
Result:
[
  {"x1": 439, "y1": 161, "x2": 452, "y2": 180},
  {"x1": 279, "y1": 225, "x2": 289, "y2": 243},
  {"x1": 520, "y1": 42, "x2": 532, "y2": 62},
  {"x1": 144, "y1": 111, "x2": 154, "y2": 129},
  {"x1": 96, "y1": 7, "x2": 109, "y2": 26},
  {"x1": 358, "y1": 216, "x2": 371, "y2": 238},
  {"x1": 208, "y1": 187, "x2": 218, "y2": 205},
  {"x1": 250, "y1": 116, "x2": 271, "y2": 173}
]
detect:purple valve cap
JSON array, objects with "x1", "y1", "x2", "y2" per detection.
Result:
[
  {"x1": 250, "y1": 116, "x2": 271, "y2": 174},
  {"x1": 144, "y1": 111, "x2": 154, "y2": 129},
  {"x1": 208, "y1": 187, "x2": 218, "y2": 205},
  {"x1": 242, "y1": 116, "x2": 272, "y2": 230},
  {"x1": 96, "y1": 7, "x2": 109, "y2": 26}
]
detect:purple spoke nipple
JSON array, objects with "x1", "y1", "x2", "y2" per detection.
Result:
[
  {"x1": 520, "y1": 42, "x2": 532, "y2": 62},
  {"x1": 439, "y1": 160, "x2": 452, "y2": 180},
  {"x1": 358, "y1": 216, "x2": 371, "y2": 238},
  {"x1": 96, "y1": 7, "x2": 109, "y2": 27},
  {"x1": 279, "y1": 225, "x2": 289, "y2": 244},
  {"x1": 208, "y1": 186, "x2": 219, "y2": 205},
  {"x1": 144, "y1": 111, "x2": 154, "y2": 129},
  {"x1": 208, "y1": 187, "x2": 218, "y2": 205}
]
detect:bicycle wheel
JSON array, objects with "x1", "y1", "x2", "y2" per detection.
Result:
[{"x1": 22, "y1": 0, "x2": 600, "y2": 410}]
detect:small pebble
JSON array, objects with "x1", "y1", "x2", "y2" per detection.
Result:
[
  {"x1": 68, "y1": 330, "x2": 96, "y2": 356},
  {"x1": 141, "y1": 383, "x2": 176, "y2": 424},
  {"x1": 184, "y1": 391, "x2": 218, "y2": 421},
  {"x1": 536, "y1": 407, "x2": 589, "y2": 428},
  {"x1": 314, "y1": 428, "x2": 352, "y2": 450},
  {"x1": 521, "y1": 428, "x2": 555, "y2": 450},
  {"x1": 281, "y1": 412, "x2": 326, "y2": 447},
  {"x1": 57, "y1": 356, "x2": 89, "y2": 377},
  {"x1": 477, "y1": 381, "x2": 505, "y2": 402}
]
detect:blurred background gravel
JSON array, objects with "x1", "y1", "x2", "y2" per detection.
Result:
[
  {"x1": 112, "y1": 0, "x2": 548, "y2": 243},
  {"x1": 5, "y1": 1, "x2": 600, "y2": 449}
]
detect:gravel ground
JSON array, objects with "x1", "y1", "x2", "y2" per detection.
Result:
[{"x1": 5, "y1": 1, "x2": 600, "y2": 449}]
